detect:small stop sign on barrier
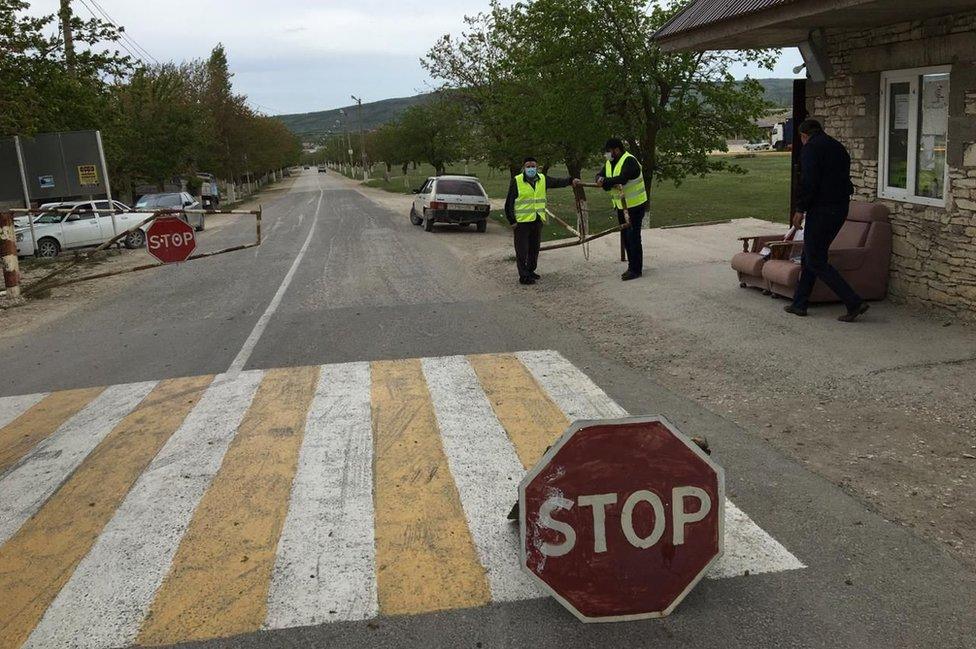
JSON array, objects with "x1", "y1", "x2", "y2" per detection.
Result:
[{"x1": 146, "y1": 216, "x2": 196, "y2": 264}]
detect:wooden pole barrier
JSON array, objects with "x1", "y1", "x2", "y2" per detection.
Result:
[{"x1": 0, "y1": 211, "x2": 21, "y2": 298}]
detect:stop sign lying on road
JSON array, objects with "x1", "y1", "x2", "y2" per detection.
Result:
[
  {"x1": 519, "y1": 416, "x2": 724, "y2": 622},
  {"x1": 146, "y1": 215, "x2": 196, "y2": 264}
]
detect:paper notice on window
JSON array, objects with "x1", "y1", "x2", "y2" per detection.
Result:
[{"x1": 893, "y1": 94, "x2": 910, "y2": 130}]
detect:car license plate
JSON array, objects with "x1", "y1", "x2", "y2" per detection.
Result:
[{"x1": 449, "y1": 204, "x2": 476, "y2": 211}]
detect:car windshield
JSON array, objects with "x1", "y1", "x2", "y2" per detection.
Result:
[
  {"x1": 435, "y1": 179, "x2": 485, "y2": 196},
  {"x1": 33, "y1": 211, "x2": 65, "y2": 224},
  {"x1": 135, "y1": 196, "x2": 155, "y2": 208},
  {"x1": 156, "y1": 194, "x2": 183, "y2": 207}
]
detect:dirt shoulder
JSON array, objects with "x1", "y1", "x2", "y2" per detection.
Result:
[{"x1": 468, "y1": 219, "x2": 976, "y2": 570}]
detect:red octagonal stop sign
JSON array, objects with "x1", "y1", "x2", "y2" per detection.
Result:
[
  {"x1": 519, "y1": 416, "x2": 724, "y2": 622},
  {"x1": 146, "y1": 215, "x2": 196, "y2": 264}
]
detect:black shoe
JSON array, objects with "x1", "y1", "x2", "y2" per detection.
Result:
[
  {"x1": 518, "y1": 277, "x2": 536, "y2": 285},
  {"x1": 530, "y1": 272, "x2": 541, "y2": 280},
  {"x1": 621, "y1": 271, "x2": 641, "y2": 281},
  {"x1": 838, "y1": 302, "x2": 869, "y2": 322},
  {"x1": 783, "y1": 304, "x2": 808, "y2": 317}
]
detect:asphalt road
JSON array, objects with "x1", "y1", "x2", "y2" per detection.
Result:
[{"x1": 1, "y1": 171, "x2": 973, "y2": 648}]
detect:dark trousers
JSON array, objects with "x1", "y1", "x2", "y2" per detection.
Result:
[
  {"x1": 617, "y1": 202, "x2": 646, "y2": 275},
  {"x1": 514, "y1": 218, "x2": 543, "y2": 279},
  {"x1": 792, "y1": 203, "x2": 862, "y2": 311}
]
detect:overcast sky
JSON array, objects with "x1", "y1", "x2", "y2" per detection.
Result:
[{"x1": 29, "y1": 0, "x2": 802, "y2": 115}]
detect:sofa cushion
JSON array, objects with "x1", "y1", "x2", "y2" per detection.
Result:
[
  {"x1": 762, "y1": 259, "x2": 801, "y2": 286},
  {"x1": 731, "y1": 251, "x2": 765, "y2": 277},
  {"x1": 831, "y1": 220, "x2": 869, "y2": 249},
  {"x1": 848, "y1": 202, "x2": 890, "y2": 223}
]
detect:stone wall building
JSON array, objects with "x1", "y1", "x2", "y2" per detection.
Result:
[{"x1": 656, "y1": 0, "x2": 976, "y2": 317}]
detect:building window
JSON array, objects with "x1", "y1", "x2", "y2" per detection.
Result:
[{"x1": 879, "y1": 66, "x2": 950, "y2": 207}]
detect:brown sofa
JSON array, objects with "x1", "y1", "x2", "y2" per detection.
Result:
[
  {"x1": 761, "y1": 202, "x2": 892, "y2": 302},
  {"x1": 732, "y1": 232, "x2": 791, "y2": 292}
]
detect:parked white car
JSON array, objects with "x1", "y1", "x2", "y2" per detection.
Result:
[
  {"x1": 744, "y1": 140, "x2": 772, "y2": 151},
  {"x1": 135, "y1": 192, "x2": 205, "y2": 231},
  {"x1": 15, "y1": 200, "x2": 152, "y2": 258},
  {"x1": 410, "y1": 175, "x2": 491, "y2": 232}
]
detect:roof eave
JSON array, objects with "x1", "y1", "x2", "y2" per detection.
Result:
[{"x1": 654, "y1": 0, "x2": 872, "y2": 51}]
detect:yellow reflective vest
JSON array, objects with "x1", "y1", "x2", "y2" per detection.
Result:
[
  {"x1": 513, "y1": 173, "x2": 548, "y2": 223},
  {"x1": 604, "y1": 151, "x2": 648, "y2": 210}
]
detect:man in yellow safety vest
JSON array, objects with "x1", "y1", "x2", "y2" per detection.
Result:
[
  {"x1": 504, "y1": 157, "x2": 580, "y2": 285},
  {"x1": 596, "y1": 138, "x2": 648, "y2": 280}
]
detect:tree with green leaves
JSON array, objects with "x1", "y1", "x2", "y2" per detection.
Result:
[
  {"x1": 0, "y1": 0, "x2": 131, "y2": 136},
  {"x1": 424, "y1": 0, "x2": 776, "y2": 198},
  {"x1": 397, "y1": 96, "x2": 465, "y2": 176}
]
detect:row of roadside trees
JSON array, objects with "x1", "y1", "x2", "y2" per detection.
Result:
[
  {"x1": 0, "y1": 0, "x2": 301, "y2": 201},
  {"x1": 325, "y1": 0, "x2": 776, "y2": 195}
]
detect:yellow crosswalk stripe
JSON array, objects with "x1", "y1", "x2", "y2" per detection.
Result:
[
  {"x1": 0, "y1": 375, "x2": 211, "y2": 649},
  {"x1": 467, "y1": 353, "x2": 569, "y2": 469},
  {"x1": 371, "y1": 359, "x2": 491, "y2": 615},
  {"x1": 137, "y1": 366, "x2": 319, "y2": 646},
  {"x1": 0, "y1": 387, "x2": 105, "y2": 475}
]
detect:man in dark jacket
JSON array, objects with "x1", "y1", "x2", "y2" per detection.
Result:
[
  {"x1": 504, "y1": 157, "x2": 579, "y2": 285},
  {"x1": 596, "y1": 138, "x2": 648, "y2": 280},
  {"x1": 785, "y1": 120, "x2": 869, "y2": 322}
]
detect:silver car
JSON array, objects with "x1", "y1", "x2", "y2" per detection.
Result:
[
  {"x1": 135, "y1": 192, "x2": 205, "y2": 231},
  {"x1": 410, "y1": 176, "x2": 491, "y2": 232}
]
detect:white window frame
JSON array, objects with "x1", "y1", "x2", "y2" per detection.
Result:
[{"x1": 878, "y1": 65, "x2": 951, "y2": 208}]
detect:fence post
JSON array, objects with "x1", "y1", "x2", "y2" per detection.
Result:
[{"x1": 0, "y1": 211, "x2": 21, "y2": 298}]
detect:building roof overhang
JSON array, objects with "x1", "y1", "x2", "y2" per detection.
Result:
[{"x1": 655, "y1": 0, "x2": 976, "y2": 51}]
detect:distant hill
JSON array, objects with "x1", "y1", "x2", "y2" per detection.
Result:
[
  {"x1": 752, "y1": 78, "x2": 796, "y2": 108},
  {"x1": 277, "y1": 93, "x2": 434, "y2": 139},
  {"x1": 278, "y1": 79, "x2": 796, "y2": 138}
]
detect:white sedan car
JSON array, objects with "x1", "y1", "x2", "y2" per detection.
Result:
[
  {"x1": 410, "y1": 175, "x2": 491, "y2": 232},
  {"x1": 15, "y1": 200, "x2": 152, "y2": 258}
]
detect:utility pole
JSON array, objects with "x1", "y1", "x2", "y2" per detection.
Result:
[
  {"x1": 351, "y1": 95, "x2": 368, "y2": 181},
  {"x1": 59, "y1": 0, "x2": 76, "y2": 70}
]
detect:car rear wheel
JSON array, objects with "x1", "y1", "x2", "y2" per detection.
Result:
[
  {"x1": 476, "y1": 220, "x2": 487, "y2": 233},
  {"x1": 423, "y1": 210, "x2": 434, "y2": 232},
  {"x1": 124, "y1": 229, "x2": 146, "y2": 249},
  {"x1": 36, "y1": 237, "x2": 60, "y2": 258},
  {"x1": 409, "y1": 206, "x2": 422, "y2": 226}
]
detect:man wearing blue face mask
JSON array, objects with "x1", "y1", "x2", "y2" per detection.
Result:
[{"x1": 504, "y1": 157, "x2": 581, "y2": 285}]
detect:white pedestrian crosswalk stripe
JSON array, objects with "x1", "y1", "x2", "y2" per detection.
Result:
[
  {"x1": 24, "y1": 372, "x2": 263, "y2": 649},
  {"x1": 0, "y1": 381, "x2": 157, "y2": 546},
  {"x1": 423, "y1": 355, "x2": 541, "y2": 601},
  {"x1": 265, "y1": 362, "x2": 377, "y2": 628},
  {"x1": 0, "y1": 351, "x2": 804, "y2": 649},
  {"x1": 0, "y1": 393, "x2": 46, "y2": 432}
]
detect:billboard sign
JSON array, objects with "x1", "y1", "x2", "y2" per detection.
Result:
[{"x1": 16, "y1": 130, "x2": 107, "y2": 202}]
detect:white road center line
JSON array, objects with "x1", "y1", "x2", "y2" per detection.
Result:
[
  {"x1": 0, "y1": 392, "x2": 47, "y2": 431},
  {"x1": 422, "y1": 356, "x2": 542, "y2": 601},
  {"x1": 0, "y1": 381, "x2": 157, "y2": 546},
  {"x1": 265, "y1": 362, "x2": 377, "y2": 628},
  {"x1": 24, "y1": 371, "x2": 265, "y2": 649},
  {"x1": 227, "y1": 190, "x2": 322, "y2": 376},
  {"x1": 516, "y1": 349, "x2": 805, "y2": 579}
]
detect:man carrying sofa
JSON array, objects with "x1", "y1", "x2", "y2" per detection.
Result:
[{"x1": 784, "y1": 119, "x2": 870, "y2": 323}]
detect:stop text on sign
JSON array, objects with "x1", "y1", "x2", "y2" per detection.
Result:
[
  {"x1": 148, "y1": 231, "x2": 194, "y2": 249},
  {"x1": 538, "y1": 487, "x2": 712, "y2": 557}
]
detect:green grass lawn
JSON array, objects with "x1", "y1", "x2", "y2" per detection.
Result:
[{"x1": 349, "y1": 153, "x2": 791, "y2": 241}]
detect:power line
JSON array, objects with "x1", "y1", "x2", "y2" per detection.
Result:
[
  {"x1": 75, "y1": 0, "x2": 143, "y2": 64},
  {"x1": 88, "y1": 0, "x2": 159, "y2": 65}
]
